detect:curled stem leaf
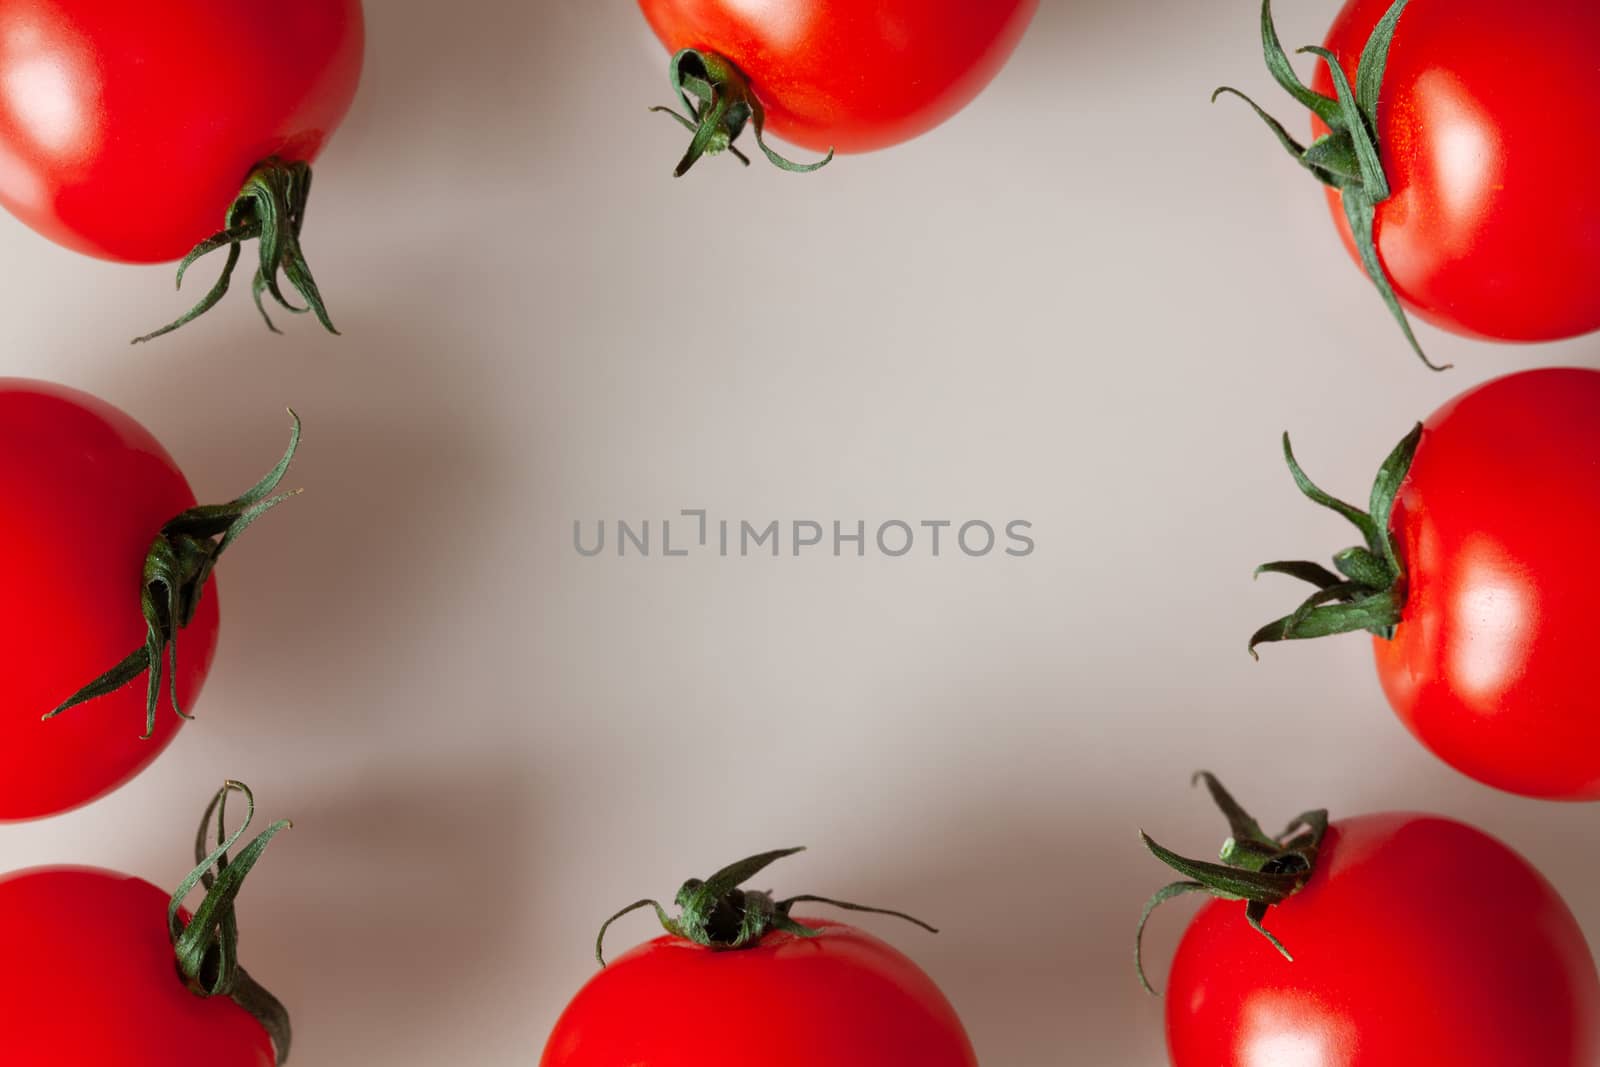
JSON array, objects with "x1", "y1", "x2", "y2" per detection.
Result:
[
  {"x1": 170, "y1": 781, "x2": 294, "y2": 1062},
  {"x1": 134, "y1": 160, "x2": 338, "y2": 343},
  {"x1": 653, "y1": 50, "x2": 833, "y2": 177},
  {"x1": 45, "y1": 412, "x2": 304, "y2": 737}
]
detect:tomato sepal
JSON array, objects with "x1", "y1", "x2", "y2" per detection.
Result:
[
  {"x1": 133, "y1": 160, "x2": 338, "y2": 344},
  {"x1": 595, "y1": 846, "x2": 936, "y2": 965},
  {"x1": 1248, "y1": 422, "x2": 1420, "y2": 657},
  {"x1": 1136, "y1": 773, "x2": 1328, "y2": 995},
  {"x1": 44, "y1": 412, "x2": 303, "y2": 738},
  {"x1": 651, "y1": 50, "x2": 835, "y2": 177},
  {"x1": 1216, "y1": 0, "x2": 1447, "y2": 369},
  {"x1": 171, "y1": 781, "x2": 294, "y2": 1064}
]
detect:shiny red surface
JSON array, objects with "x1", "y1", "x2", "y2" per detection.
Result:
[
  {"x1": 0, "y1": 866, "x2": 275, "y2": 1066},
  {"x1": 541, "y1": 919, "x2": 977, "y2": 1066},
  {"x1": 1311, "y1": 0, "x2": 1600, "y2": 341},
  {"x1": 637, "y1": 0, "x2": 1037, "y2": 154},
  {"x1": 1165, "y1": 816, "x2": 1600, "y2": 1066},
  {"x1": 0, "y1": 380, "x2": 216, "y2": 821},
  {"x1": 1373, "y1": 368, "x2": 1600, "y2": 798},
  {"x1": 0, "y1": 0, "x2": 364, "y2": 262}
]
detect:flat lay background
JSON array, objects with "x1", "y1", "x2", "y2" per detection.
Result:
[{"x1": 1, "y1": 1, "x2": 1595, "y2": 1063}]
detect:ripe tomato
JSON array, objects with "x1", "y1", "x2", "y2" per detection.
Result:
[
  {"x1": 0, "y1": 380, "x2": 298, "y2": 821},
  {"x1": 1221, "y1": 1, "x2": 1600, "y2": 364},
  {"x1": 0, "y1": 0, "x2": 364, "y2": 336},
  {"x1": 1375, "y1": 369, "x2": 1600, "y2": 798},
  {"x1": 1141, "y1": 779, "x2": 1600, "y2": 1065},
  {"x1": 637, "y1": 0, "x2": 1036, "y2": 174},
  {"x1": 0, "y1": 782, "x2": 294, "y2": 1065},
  {"x1": 543, "y1": 919, "x2": 976, "y2": 1066},
  {"x1": 1310, "y1": 0, "x2": 1600, "y2": 344},
  {"x1": 542, "y1": 848, "x2": 975, "y2": 1066},
  {"x1": 1253, "y1": 368, "x2": 1600, "y2": 799},
  {"x1": 0, "y1": 868, "x2": 277, "y2": 1066}
]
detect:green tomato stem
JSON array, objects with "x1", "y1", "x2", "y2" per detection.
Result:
[
  {"x1": 43, "y1": 412, "x2": 303, "y2": 738},
  {"x1": 650, "y1": 50, "x2": 834, "y2": 177},
  {"x1": 595, "y1": 847, "x2": 937, "y2": 965},
  {"x1": 170, "y1": 781, "x2": 294, "y2": 1063},
  {"x1": 134, "y1": 159, "x2": 338, "y2": 343}
]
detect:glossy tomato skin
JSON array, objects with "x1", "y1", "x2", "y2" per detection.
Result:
[
  {"x1": 637, "y1": 0, "x2": 1037, "y2": 154},
  {"x1": 0, "y1": 380, "x2": 217, "y2": 821},
  {"x1": 1166, "y1": 815, "x2": 1600, "y2": 1065},
  {"x1": 541, "y1": 919, "x2": 977, "y2": 1066},
  {"x1": 1309, "y1": 0, "x2": 1600, "y2": 341},
  {"x1": 1373, "y1": 368, "x2": 1600, "y2": 799},
  {"x1": 0, "y1": 0, "x2": 364, "y2": 263},
  {"x1": 0, "y1": 866, "x2": 275, "y2": 1066}
]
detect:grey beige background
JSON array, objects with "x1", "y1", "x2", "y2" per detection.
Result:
[{"x1": 1, "y1": 1, "x2": 1595, "y2": 1063}]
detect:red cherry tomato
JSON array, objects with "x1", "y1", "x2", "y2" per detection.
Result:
[
  {"x1": 0, "y1": 866, "x2": 276, "y2": 1065},
  {"x1": 542, "y1": 918, "x2": 977, "y2": 1066},
  {"x1": 637, "y1": 0, "x2": 1037, "y2": 156},
  {"x1": 0, "y1": 380, "x2": 297, "y2": 821},
  {"x1": 1253, "y1": 369, "x2": 1600, "y2": 799},
  {"x1": 1374, "y1": 368, "x2": 1600, "y2": 798},
  {"x1": 0, "y1": 381, "x2": 214, "y2": 820},
  {"x1": 0, "y1": 0, "x2": 363, "y2": 264},
  {"x1": 1163, "y1": 815, "x2": 1600, "y2": 1065},
  {"x1": 1312, "y1": 0, "x2": 1600, "y2": 341}
]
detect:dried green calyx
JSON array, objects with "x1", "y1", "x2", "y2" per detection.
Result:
[
  {"x1": 135, "y1": 159, "x2": 338, "y2": 344},
  {"x1": 170, "y1": 781, "x2": 294, "y2": 1063},
  {"x1": 44, "y1": 412, "x2": 303, "y2": 738},
  {"x1": 651, "y1": 50, "x2": 834, "y2": 177},
  {"x1": 1215, "y1": 0, "x2": 1448, "y2": 370},
  {"x1": 1249, "y1": 422, "x2": 1420, "y2": 656},
  {"x1": 1136, "y1": 773, "x2": 1329, "y2": 995},
  {"x1": 594, "y1": 846, "x2": 936, "y2": 965}
]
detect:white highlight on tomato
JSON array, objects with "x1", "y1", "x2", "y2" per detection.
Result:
[
  {"x1": 1, "y1": 14, "x2": 100, "y2": 165},
  {"x1": 716, "y1": 0, "x2": 813, "y2": 49},
  {"x1": 1415, "y1": 69, "x2": 1502, "y2": 253},
  {"x1": 1243, "y1": 1033, "x2": 1333, "y2": 1067},
  {"x1": 2, "y1": 59, "x2": 78, "y2": 158},
  {"x1": 1238, "y1": 994, "x2": 1357, "y2": 1066},
  {"x1": 1448, "y1": 546, "x2": 1533, "y2": 708}
]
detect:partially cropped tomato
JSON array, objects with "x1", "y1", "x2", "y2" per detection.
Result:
[
  {"x1": 0, "y1": 380, "x2": 298, "y2": 821},
  {"x1": 1377, "y1": 370, "x2": 1600, "y2": 797},
  {"x1": 1, "y1": 869, "x2": 277, "y2": 1065},
  {"x1": 542, "y1": 849, "x2": 976, "y2": 1066},
  {"x1": 1222, "y1": 0, "x2": 1600, "y2": 366},
  {"x1": 0, "y1": 0, "x2": 365, "y2": 337},
  {"x1": 1252, "y1": 368, "x2": 1600, "y2": 799},
  {"x1": 1313, "y1": 0, "x2": 1600, "y2": 343},
  {"x1": 637, "y1": 0, "x2": 1037, "y2": 174},
  {"x1": 0, "y1": 783, "x2": 294, "y2": 1065},
  {"x1": 1140, "y1": 777, "x2": 1600, "y2": 1065}
]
